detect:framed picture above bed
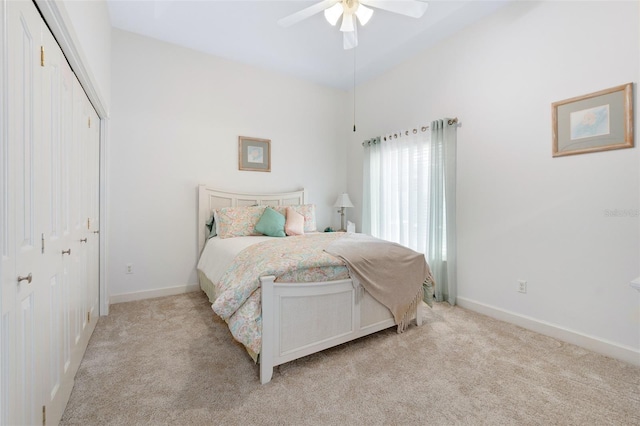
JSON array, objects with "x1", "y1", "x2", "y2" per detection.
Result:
[
  {"x1": 239, "y1": 136, "x2": 271, "y2": 172},
  {"x1": 552, "y1": 83, "x2": 633, "y2": 157}
]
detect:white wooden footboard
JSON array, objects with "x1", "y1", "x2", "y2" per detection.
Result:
[{"x1": 260, "y1": 275, "x2": 419, "y2": 384}]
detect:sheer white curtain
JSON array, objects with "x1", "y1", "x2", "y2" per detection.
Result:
[
  {"x1": 362, "y1": 129, "x2": 430, "y2": 253},
  {"x1": 362, "y1": 120, "x2": 457, "y2": 305}
]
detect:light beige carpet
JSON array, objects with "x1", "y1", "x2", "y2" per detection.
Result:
[{"x1": 61, "y1": 291, "x2": 639, "y2": 425}]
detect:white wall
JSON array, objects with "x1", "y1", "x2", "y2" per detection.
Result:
[
  {"x1": 346, "y1": 1, "x2": 640, "y2": 356},
  {"x1": 109, "y1": 29, "x2": 348, "y2": 300},
  {"x1": 59, "y1": 0, "x2": 112, "y2": 113}
]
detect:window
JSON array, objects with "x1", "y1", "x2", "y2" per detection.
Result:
[
  {"x1": 362, "y1": 129, "x2": 432, "y2": 256},
  {"x1": 362, "y1": 120, "x2": 457, "y2": 304}
]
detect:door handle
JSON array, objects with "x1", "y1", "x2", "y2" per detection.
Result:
[
  {"x1": 93, "y1": 230, "x2": 100, "y2": 234},
  {"x1": 17, "y1": 273, "x2": 32, "y2": 284},
  {"x1": 80, "y1": 238, "x2": 87, "y2": 243},
  {"x1": 62, "y1": 249, "x2": 71, "y2": 255}
]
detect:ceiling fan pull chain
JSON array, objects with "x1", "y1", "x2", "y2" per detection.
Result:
[{"x1": 353, "y1": 46, "x2": 357, "y2": 132}]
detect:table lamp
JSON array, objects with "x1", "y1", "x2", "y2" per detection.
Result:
[{"x1": 333, "y1": 193, "x2": 354, "y2": 232}]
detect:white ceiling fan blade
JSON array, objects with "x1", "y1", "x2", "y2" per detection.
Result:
[
  {"x1": 324, "y1": 3, "x2": 343, "y2": 26},
  {"x1": 360, "y1": 0, "x2": 428, "y2": 19},
  {"x1": 355, "y1": 4, "x2": 374, "y2": 26},
  {"x1": 278, "y1": 0, "x2": 339, "y2": 28},
  {"x1": 343, "y1": 28, "x2": 358, "y2": 49}
]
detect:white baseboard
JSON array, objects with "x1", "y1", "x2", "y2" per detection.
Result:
[
  {"x1": 456, "y1": 297, "x2": 640, "y2": 366},
  {"x1": 110, "y1": 284, "x2": 201, "y2": 305}
]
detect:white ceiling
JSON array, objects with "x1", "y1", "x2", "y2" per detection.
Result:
[{"x1": 107, "y1": 0, "x2": 511, "y2": 90}]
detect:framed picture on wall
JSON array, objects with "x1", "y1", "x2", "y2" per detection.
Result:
[
  {"x1": 238, "y1": 136, "x2": 271, "y2": 172},
  {"x1": 552, "y1": 83, "x2": 633, "y2": 157}
]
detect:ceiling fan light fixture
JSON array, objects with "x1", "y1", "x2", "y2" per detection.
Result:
[
  {"x1": 324, "y1": 3, "x2": 343, "y2": 26},
  {"x1": 355, "y1": 4, "x2": 373, "y2": 26},
  {"x1": 277, "y1": 0, "x2": 429, "y2": 50},
  {"x1": 340, "y1": 12, "x2": 355, "y2": 32}
]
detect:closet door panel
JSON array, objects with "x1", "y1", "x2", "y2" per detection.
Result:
[
  {"x1": 60, "y1": 56, "x2": 74, "y2": 379},
  {"x1": 41, "y1": 25, "x2": 67, "y2": 415},
  {"x1": 78, "y1": 95, "x2": 89, "y2": 335},
  {"x1": 77, "y1": 95, "x2": 97, "y2": 334},
  {"x1": 0, "y1": 6, "x2": 15, "y2": 425},
  {"x1": 6, "y1": 1, "x2": 47, "y2": 424},
  {"x1": 87, "y1": 108, "x2": 100, "y2": 323},
  {"x1": 69, "y1": 78, "x2": 83, "y2": 348},
  {"x1": 11, "y1": 6, "x2": 39, "y2": 426}
]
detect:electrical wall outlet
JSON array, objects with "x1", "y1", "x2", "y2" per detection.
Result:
[
  {"x1": 517, "y1": 280, "x2": 527, "y2": 293},
  {"x1": 126, "y1": 263, "x2": 134, "y2": 274}
]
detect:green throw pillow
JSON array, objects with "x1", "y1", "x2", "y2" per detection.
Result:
[{"x1": 255, "y1": 207, "x2": 286, "y2": 237}]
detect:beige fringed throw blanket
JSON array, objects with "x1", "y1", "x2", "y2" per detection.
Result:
[{"x1": 325, "y1": 233, "x2": 435, "y2": 332}]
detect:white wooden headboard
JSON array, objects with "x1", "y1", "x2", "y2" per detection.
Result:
[{"x1": 197, "y1": 185, "x2": 308, "y2": 254}]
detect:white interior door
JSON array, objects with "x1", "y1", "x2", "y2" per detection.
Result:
[
  {"x1": 5, "y1": 1, "x2": 47, "y2": 424},
  {"x1": 59, "y1": 45, "x2": 75, "y2": 386},
  {"x1": 69, "y1": 77, "x2": 83, "y2": 350},
  {"x1": 40, "y1": 22, "x2": 71, "y2": 422}
]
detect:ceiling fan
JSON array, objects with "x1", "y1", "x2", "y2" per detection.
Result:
[{"x1": 278, "y1": 0, "x2": 429, "y2": 50}]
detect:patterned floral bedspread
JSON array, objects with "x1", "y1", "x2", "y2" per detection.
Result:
[{"x1": 212, "y1": 233, "x2": 350, "y2": 355}]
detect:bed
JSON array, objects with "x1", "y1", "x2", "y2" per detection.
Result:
[{"x1": 196, "y1": 185, "x2": 432, "y2": 384}]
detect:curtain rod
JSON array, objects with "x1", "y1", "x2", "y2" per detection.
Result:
[{"x1": 362, "y1": 117, "x2": 459, "y2": 146}]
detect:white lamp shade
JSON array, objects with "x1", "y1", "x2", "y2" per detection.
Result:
[
  {"x1": 334, "y1": 193, "x2": 354, "y2": 208},
  {"x1": 340, "y1": 12, "x2": 355, "y2": 32},
  {"x1": 343, "y1": 30, "x2": 358, "y2": 49}
]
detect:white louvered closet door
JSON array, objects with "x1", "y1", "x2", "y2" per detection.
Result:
[{"x1": 1, "y1": 1, "x2": 101, "y2": 424}]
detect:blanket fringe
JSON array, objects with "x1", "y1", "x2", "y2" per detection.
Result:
[
  {"x1": 397, "y1": 276, "x2": 435, "y2": 332},
  {"x1": 397, "y1": 285, "x2": 424, "y2": 333}
]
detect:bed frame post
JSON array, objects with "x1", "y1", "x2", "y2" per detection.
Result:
[{"x1": 260, "y1": 275, "x2": 276, "y2": 384}]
